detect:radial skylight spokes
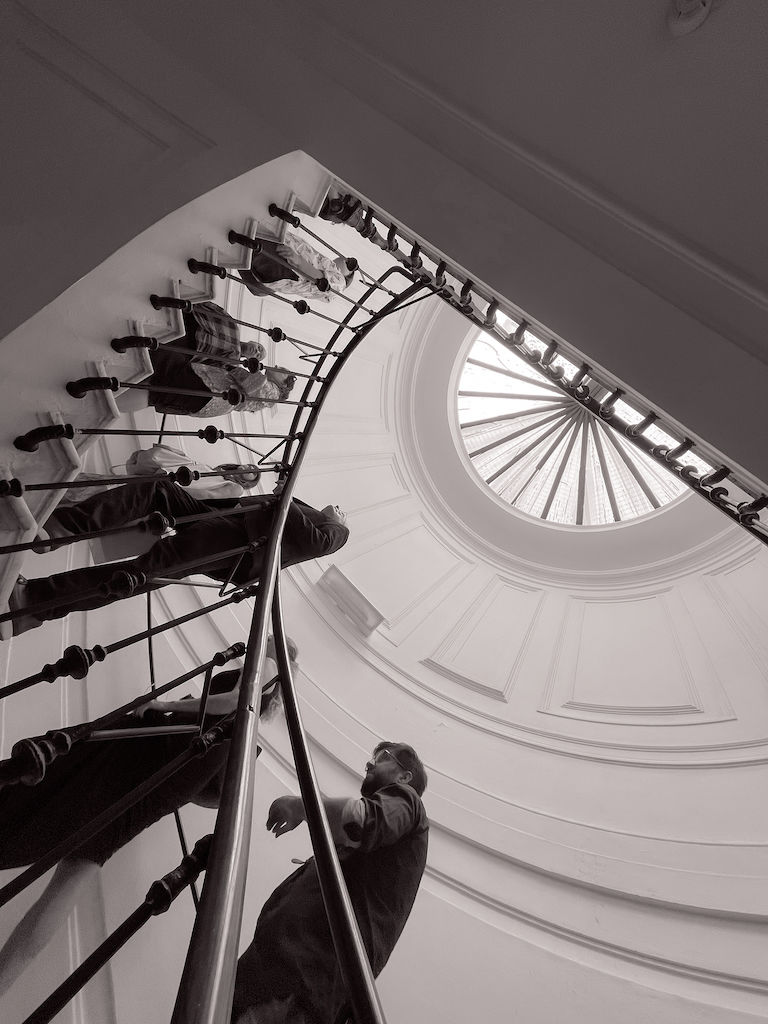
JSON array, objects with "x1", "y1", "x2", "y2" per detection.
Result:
[{"x1": 458, "y1": 332, "x2": 688, "y2": 525}]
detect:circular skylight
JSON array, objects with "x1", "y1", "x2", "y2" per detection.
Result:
[{"x1": 457, "y1": 331, "x2": 691, "y2": 526}]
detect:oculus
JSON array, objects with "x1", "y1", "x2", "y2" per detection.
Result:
[{"x1": 456, "y1": 326, "x2": 711, "y2": 526}]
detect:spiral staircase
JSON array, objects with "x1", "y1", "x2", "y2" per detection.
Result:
[{"x1": 3, "y1": 4, "x2": 768, "y2": 1023}]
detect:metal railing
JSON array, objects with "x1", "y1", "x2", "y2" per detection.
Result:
[
  {"x1": 297, "y1": 191, "x2": 768, "y2": 544},
  {"x1": 0, "y1": 211, "x2": 427, "y2": 1022}
]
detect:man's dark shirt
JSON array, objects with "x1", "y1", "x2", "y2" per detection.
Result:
[
  {"x1": 237, "y1": 495, "x2": 349, "y2": 571},
  {"x1": 231, "y1": 783, "x2": 429, "y2": 1024}
]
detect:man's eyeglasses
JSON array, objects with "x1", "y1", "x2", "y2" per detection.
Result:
[{"x1": 366, "y1": 748, "x2": 409, "y2": 773}]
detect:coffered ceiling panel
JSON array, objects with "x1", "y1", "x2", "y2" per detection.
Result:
[
  {"x1": 425, "y1": 576, "x2": 544, "y2": 700},
  {"x1": 540, "y1": 593, "x2": 734, "y2": 725},
  {"x1": 339, "y1": 518, "x2": 467, "y2": 629}
]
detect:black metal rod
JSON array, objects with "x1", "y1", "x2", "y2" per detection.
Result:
[
  {"x1": 326, "y1": 287, "x2": 378, "y2": 317},
  {"x1": 0, "y1": 542, "x2": 257, "y2": 625},
  {"x1": 294, "y1": 219, "x2": 389, "y2": 291},
  {"x1": 0, "y1": 490, "x2": 283, "y2": 557},
  {"x1": 86, "y1": 725, "x2": 199, "y2": 741},
  {"x1": 105, "y1": 587, "x2": 256, "y2": 657},
  {"x1": 76, "y1": 427, "x2": 297, "y2": 440},
  {"x1": 21, "y1": 469, "x2": 232, "y2": 492},
  {"x1": 151, "y1": 578, "x2": 225, "y2": 588},
  {"x1": 281, "y1": 335, "x2": 339, "y2": 355},
  {"x1": 23, "y1": 835, "x2": 211, "y2": 1024},
  {"x1": 88, "y1": 648, "x2": 244, "y2": 738},
  {"x1": 0, "y1": 649, "x2": 243, "y2": 787},
  {"x1": 174, "y1": 808, "x2": 200, "y2": 913},
  {"x1": 0, "y1": 720, "x2": 230, "y2": 908},
  {"x1": 272, "y1": 582, "x2": 386, "y2": 1024},
  {"x1": 3, "y1": 589, "x2": 255, "y2": 701},
  {"x1": 0, "y1": 645, "x2": 107, "y2": 702},
  {"x1": 229, "y1": 272, "x2": 360, "y2": 331},
  {"x1": 26, "y1": 906, "x2": 153, "y2": 1024},
  {"x1": 119, "y1": 378, "x2": 314, "y2": 408},
  {"x1": 195, "y1": 664, "x2": 216, "y2": 735}
]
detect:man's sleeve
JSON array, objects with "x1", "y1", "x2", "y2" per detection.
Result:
[
  {"x1": 281, "y1": 501, "x2": 349, "y2": 559},
  {"x1": 343, "y1": 785, "x2": 423, "y2": 852}
]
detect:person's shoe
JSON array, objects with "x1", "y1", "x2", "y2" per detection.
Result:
[
  {"x1": 320, "y1": 193, "x2": 348, "y2": 223},
  {"x1": 340, "y1": 197, "x2": 363, "y2": 227},
  {"x1": 31, "y1": 514, "x2": 74, "y2": 553},
  {"x1": 31, "y1": 528, "x2": 54, "y2": 554},
  {"x1": 320, "y1": 192, "x2": 362, "y2": 226}
]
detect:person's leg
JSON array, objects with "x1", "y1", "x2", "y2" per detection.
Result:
[
  {"x1": 18, "y1": 561, "x2": 149, "y2": 629},
  {"x1": 320, "y1": 191, "x2": 363, "y2": 228},
  {"x1": 51, "y1": 479, "x2": 211, "y2": 536},
  {"x1": 146, "y1": 334, "x2": 211, "y2": 415},
  {"x1": 0, "y1": 858, "x2": 98, "y2": 997},
  {"x1": 16, "y1": 514, "x2": 251, "y2": 631},
  {"x1": 238, "y1": 240, "x2": 299, "y2": 297},
  {"x1": 132, "y1": 516, "x2": 251, "y2": 584}
]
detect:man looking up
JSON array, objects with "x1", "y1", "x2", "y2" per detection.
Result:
[{"x1": 231, "y1": 742, "x2": 429, "y2": 1024}]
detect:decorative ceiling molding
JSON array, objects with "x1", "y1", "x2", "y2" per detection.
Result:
[
  {"x1": 285, "y1": 568, "x2": 768, "y2": 768},
  {"x1": 425, "y1": 575, "x2": 544, "y2": 701},
  {"x1": 426, "y1": 864, "x2": 768, "y2": 999},
  {"x1": 704, "y1": 570, "x2": 768, "y2": 678},
  {"x1": 538, "y1": 592, "x2": 736, "y2": 726}
]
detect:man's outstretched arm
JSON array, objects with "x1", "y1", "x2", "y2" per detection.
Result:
[
  {"x1": 267, "y1": 794, "x2": 362, "y2": 848},
  {"x1": 267, "y1": 786, "x2": 422, "y2": 850}
]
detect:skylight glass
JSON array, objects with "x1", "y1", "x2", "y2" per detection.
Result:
[{"x1": 457, "y1": 331, "x2": 702, "y2": 526}]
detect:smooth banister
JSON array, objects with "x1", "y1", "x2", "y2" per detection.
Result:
[
  {"x1": 271, "y1": 580, "x2": 386, "y2": 1024},
  {"x1": 171, "y1": 265, "x2": 424, "y2": 1023}
]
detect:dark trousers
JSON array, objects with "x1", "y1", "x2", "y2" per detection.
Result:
[
  {"x1": 238, "y1": 240, "x2": 300, "y2": 297},
  {"x1": 26, "y1": 481, "x2": 257, "y2": 623},
  {"x1": 147, "y1": 322, "x2": 209, "y2": 415}
]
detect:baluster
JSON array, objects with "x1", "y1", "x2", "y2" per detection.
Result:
[{"x1": 22, "y1": 835, "x2": 212, "y2": 1024}]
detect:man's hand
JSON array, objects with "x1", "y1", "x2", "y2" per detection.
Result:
[{"x1": 266, "y1": 795, "x2": 306, "y2": 837}]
